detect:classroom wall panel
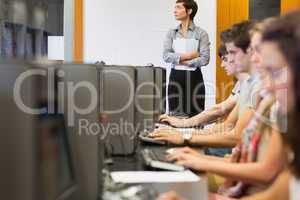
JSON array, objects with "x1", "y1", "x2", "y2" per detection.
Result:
[
  {"x1": 281, "y1": 0, "x2": 300, "y2": 14},
  {"x1": 216, "y1": 0, "x2": 249, "y2": 103},
  {"x1": 74, "y1": 0, "x2": 83, "y2": 63}
]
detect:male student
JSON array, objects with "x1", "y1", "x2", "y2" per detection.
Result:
[
  {"x1": 150, "y1": 21, "x2": 261, "y2": 150},
  {"x1": 159, "y1": 29, "x2": 249, "y2": 128},
  {"x1": 160, "y1": 29, "x2": 250, "y2": 156}
]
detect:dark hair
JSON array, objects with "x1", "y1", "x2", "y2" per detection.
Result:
[
  {"x1": 262, "y1": 10, "x2": 300, "y2": 178},
  {"x1": 176, "y1": 0, "x2": 198, "y2": 20},
  {"x1": 218, "y1": 44, "x2": 227, "y2": 58},
  {"x1": 227, "y1": 21, "x2": 254, "y2": 53},
  {"x1": 220, "y1": 29, "x2": 232, "y2": 44}
]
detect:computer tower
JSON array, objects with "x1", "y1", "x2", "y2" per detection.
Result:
[
  {"x1": 153, "y1": 67, "x2": 167, "y2": 120},
  {"x1": 57, "y1": 64, "x2": 101, "y2": 200},
  {"x1": 0, "y1": 61, "x2": 80, "y2": 200},
  {"x1": 97, "y1": 65, "x2": 136, "y2": 156},
  {"x1": 135, "y1": 66, "x2": 155, "y2": 132}
]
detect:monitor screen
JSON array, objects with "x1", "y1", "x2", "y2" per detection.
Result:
[{"x1": 37, "y1": 113, "x2": 75, "y2": 200}]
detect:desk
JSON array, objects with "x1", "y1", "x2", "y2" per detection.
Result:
[{"x1": 105, "y1": 142, "x2": 208, "y2": 200}]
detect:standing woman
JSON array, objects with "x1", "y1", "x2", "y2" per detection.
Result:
[{"x1": 163, "y1": 0, "x2": 210, "y2": 117}]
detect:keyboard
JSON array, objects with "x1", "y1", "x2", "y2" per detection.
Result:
[
  {"x1": 139, "y1": 129, "x2": 166, "y2": 145},
  {"x1": 141, "y1": 148, "x2": 185, "y2": 171}
]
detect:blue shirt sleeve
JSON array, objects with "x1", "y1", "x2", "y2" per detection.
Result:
[
  {"x1": 162, "y1": 29, "x2": 181, "y2": 65},
  {"x1": 187, "y1": 30, "x2": 210, "y2": 68}
]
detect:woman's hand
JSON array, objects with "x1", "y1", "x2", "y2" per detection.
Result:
[
  {"x1": 156, "y1": 192, "x2": 187, "y2": 200},
  {"x1": 159, "y1": 114, "x2": 187, "y2": 127},
  {"x1": 149, "y1": 128, "x2": 184, "y2": 145},
  {"x1": 167, "y1": 147, "x2": 202, "y2": 159},
  {"x1": 166, "y1": 151, "x2": 207, "y2": 171}
]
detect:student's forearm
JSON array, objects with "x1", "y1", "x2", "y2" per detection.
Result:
[
  {"x1": 177, "y1": 113, "x2": 217, "y2": 128},
  {"x1": 191, "y1": 99, "x2": 236, "y2": 126},
  {"x1": 241, "y1": 171, "x2": 290, "y2": 200},
  {"x1": 188, "y1": 110, "x2": 251, "y2": 147},
  {"x1": 200, "y1": 160, "x2": 281, "y2": 185},
  {"x1": 192, "y1": 122, "x2": 233, "y2": 136},
  {"x1": 190, "y1": 131, "x2": 239, "y2": 148},
  {"x1": 203, "y1": 154, "x2": 231, "y2": 162},
  {"x1": 176, "y1": 108, "x2": 226, "y2": 128},
  {"x1": 189, "y1": 106, "x2": 224, "y2": 126}
]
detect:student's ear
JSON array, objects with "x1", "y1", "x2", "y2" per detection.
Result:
[{"x1": 188, "y1": 9, "x2": 192, "y2": 15}]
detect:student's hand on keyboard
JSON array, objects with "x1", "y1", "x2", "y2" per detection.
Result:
[
  {"x1": 166, "y1": 147, "x2": 202, "y2": 159},
  {"x1": 156, "y1": 191, "x2": 186, "y2": 200},
  {"x1": 166, "y1": 151, "x2": 205, "y2": 171},
  {"x1": 149, "y1": 128, "x2": 184, "y2": 145},
  {"x1": 159, "y1": 114, "x2": 185, "y2": 127}
]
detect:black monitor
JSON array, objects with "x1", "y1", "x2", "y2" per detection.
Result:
[
  {"x1": 37, "y1": 113, "x2": 77, "y2": 200},
  {"x1": 57, "y1": 64, "x2": 101, "y2": 200},
  {"x1": 0, "y1": 61, "x2": 79, "y2": 200}
]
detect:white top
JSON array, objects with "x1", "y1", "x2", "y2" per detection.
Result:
[
  {"x1": 230, "y1": 81, "x2": 241, "y2": 97},
  {"x1": 238, "y1": 74, "x2": 261, "y2": 117},
  {"x1": 290, "y1": 176, "x2": 300, "y2": 200}
]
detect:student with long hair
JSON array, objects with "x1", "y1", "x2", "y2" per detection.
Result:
[{"x1": 241, "y1": 9, "x2": 300, "y2": 200}]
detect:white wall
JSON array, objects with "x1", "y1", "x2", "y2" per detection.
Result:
[
  {"x1": 64, "y1": 0, "x2": 74, "y2": 62},
  {"x1": 84, "y1": 0, "x2": 216, "y2": 108}
]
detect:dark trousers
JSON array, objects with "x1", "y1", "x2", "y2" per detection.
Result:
[{"x1": 168, "y1": 68, "x2": 205, "y2": 117}]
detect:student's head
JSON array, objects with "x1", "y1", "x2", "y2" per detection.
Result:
[
  {"x1": 261, "y1": 11, "x2": 300, "y2": 178},
  {"x1": 174, "y1": 0, "x2": 198, "y2": 21},
  {"x1": 247, "y1": 18, "x2": 278, "y2": 91},
  {"x1": 249, "y1": 18, "x2": 277, "y2": 71},
  {"x1": 225, "y1": 21, "x2": 253, "y2": 73},
  {"x1": 219, "y1": 44, "x2": 235, "y2": 76},
  {"x1": 219, "y1": 44, "x2": 232, "y2": 75},
  {"x1": 219, "y1": 29, "x2": 239, "y2": 76},
  {"x1": 261, "y1": 12, "x2": 300, "y2": 114}
]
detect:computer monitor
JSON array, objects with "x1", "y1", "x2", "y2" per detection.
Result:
[
  {"x1": 37, "y1": 113, "x2": 77, "y2": 200},
  {"x1": 57, "y1": 64, "x2": 101, "y2": 200},
  {"x1": 0, "y1": 61, "x2": 79, "y2": 200}
]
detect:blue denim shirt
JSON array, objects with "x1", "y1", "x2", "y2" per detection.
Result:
[{"x1": 163, "y1": 22, "x2": 210, "y2": 68}]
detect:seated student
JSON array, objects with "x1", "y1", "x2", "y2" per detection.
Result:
[
  {"x1": 151, "y1": 21, "x2": 261, "y2": 150},
  {"x1": 159, "y1": 30, "x2": 248, "y2": 128},
  {"x1": 160, "y1": 30, "x2": 250, "y2": 157},
  {"x1": 240, "y1": 10, "x2": 300, "y2": 200},
  {"x1": 157, "y1": 18, "x2": 287, "y2": 199}
]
